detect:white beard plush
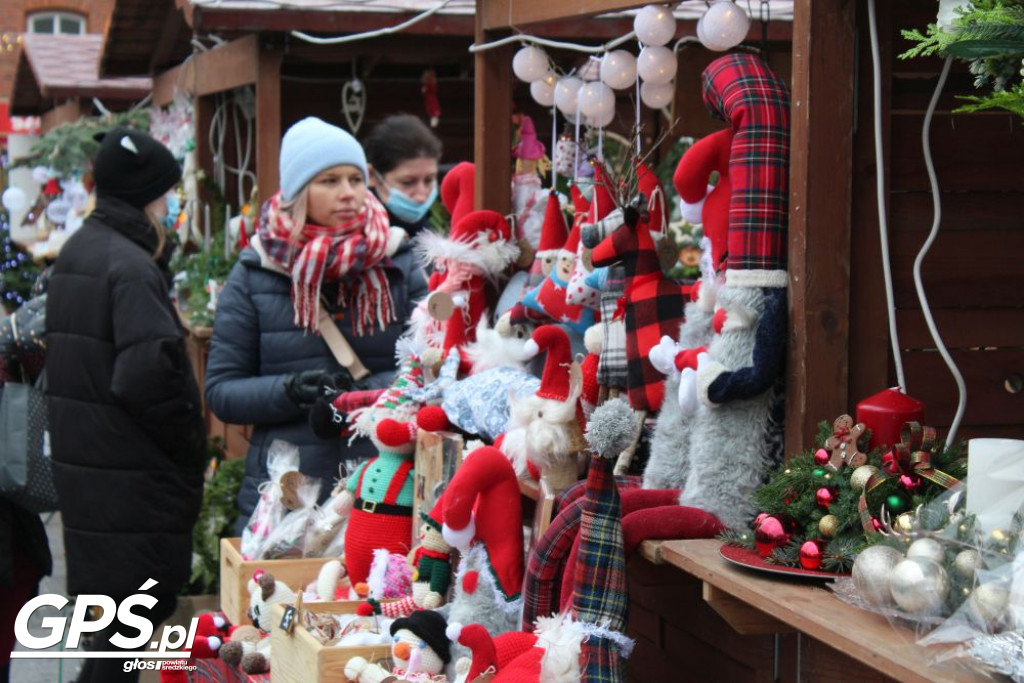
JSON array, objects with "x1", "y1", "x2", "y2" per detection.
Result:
[{"x1": 502, "y1": 384, "x2": 584, "y2": 484}]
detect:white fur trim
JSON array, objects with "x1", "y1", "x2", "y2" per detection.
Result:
[
  {"x1": 442, "y1": 514, "x2": 476, "y2": 552},
  {"x1": 678, "y1": 367, "x2": 698, "y2": 415},
  {"x1": 697, "y1": 356, "x2": 727, "y2": 408},
  {"x1": 583, "y1": 324, "x2": 603, "y2": 355},
  {"x1": 445, "y1": 623, "x2": 463, "y2": 643},
  {"x1": 679, "y1": 194, "x2": 707, "y2": 226},
  {"x1": 414, "y1": 230, "x2": 520, "y2": 278},
  {"x1": 386, "y1": 227, "x2": 408, "y2": 257},
  {"x1": 366, "y1": 548, "x2": 390, "y2": 600},
  {"x1": 523, "y1": 339, "x2": 540, "y2": 358},
  {"x1": 725, "y1": 269, "x2": 788, "y2": 289},
  {"x1": 579, "y1": 621, "x2": 636, "y2": 658}
]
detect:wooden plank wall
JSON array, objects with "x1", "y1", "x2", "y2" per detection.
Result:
[{"x1": 848, "y1": 0, "x2": 1024, "y2": 441}]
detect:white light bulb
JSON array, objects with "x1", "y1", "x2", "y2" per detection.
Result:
[
  {"x1": 531, "y1": 79, "x2": 556, "y2": 107},
  {"x1": 554, "y1": 77, "x2": 583, "y2": 116},
  {"x1": 600, "y1": 50, "x2": 637, "y2": 90},
  {"x1": 700, "y1": 1, "x2": 751, "y2": 52},
  {"x1": 2, "y1": 186, "x2": 27, "y2": 213},
  {"x1": 641, "y1": 80, "x2": 675, "y2": 109},
  {"x1": 513, "y1": 45, "x2": 549, "y2": 82},
  {"x1": 634, "y1": 4, "x2": 677, "y2": 47},
  {"x1": 587, "y1": 107, "x2": 616, "y2": 129},
  {"x1": 637, "y1": 46, "x2": 677, "y2": 86},
  {"x1": 578, "y1": 81, "x2": 615, "y2": 119}
]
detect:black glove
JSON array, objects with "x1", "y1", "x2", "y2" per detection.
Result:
[
  {"x1": 324, "y1": 368, "x2": 357, "y2": 394},
  {"x1": 284, "y1": 370, "x2": 331, "y2": 409}
]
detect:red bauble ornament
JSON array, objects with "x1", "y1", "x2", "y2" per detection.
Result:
[
  {"x1": 814, "y1": 448, "x2": 830, "y2": 465},
  {"x1": 899, "y1": 474, "x2": 921, "y2": 493},
  {"x1": 856, "y1": 388, "x2": 925, "y2": 451},
  {"x1": 799, "y1": 541, "x2": 822, "y2": 570},
  {"x1": 871, "y1": 517, "x2": 882, "y2": 531},
  {"x1": 815, "y1": 487, "x2": 835, "y2": 508},
  {"x1": 754, "y1": 515, "x2": 789, "y2": 558}
]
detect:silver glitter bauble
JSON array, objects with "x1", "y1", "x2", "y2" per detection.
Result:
[
  {"x1": 850, "y1": 465, "x2": 878, "y2": 493},
  {"x1": 968, "y1": 583, "x2": 1009, "y2": 631},
  {"x1": 852, "y1": 545, "x2": 903, "y2": 607},
  {"x1": 906, "y1": 537, "x2": 945, "y2": 565},
  {"x1": 890, "y1": 557, "x2": 950, "y2": 614},
  {"x1": 954, "y1": 549, "x2": 983, "y2": 580}
]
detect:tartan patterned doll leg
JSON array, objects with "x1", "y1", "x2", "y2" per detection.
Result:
[{"x1": 596, "y1": 266, "x2": 627, "y2": 390}]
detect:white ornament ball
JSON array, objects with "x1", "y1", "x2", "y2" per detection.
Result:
[
  {"x1": 600, "y1": 50, "x2": 637, "y2": 90},
  {"x1": 513, "y1": 45, "x2": 549, "y2": 83},
  {"x1": 852, "y1": 545, "x2": 903, "y2": 607},
  {"x1": 968, "y1": 583, "x2": 1009, "y2": 631},
  {"x1": 531, "y1": 79, "x2": 556, "y2": 107},
  {"x1": 954, "y1": 549, "x2": 983, "y2": 579},
  {"x1": 45, "y1": 198, "x2": 72, "y2": 225},
  {"x1": 2, "y1": 187, "x2": 28, "y2": 213},
  {"x1": 586, "y1": 107, "x2": 615, "y2": 129},
  {"x1": 700, "y1": 1, "x2": 751, "y2": 52},
  {"x1": 890, "y1": 557, "x2": 950, "y2": 614},
  {"x1": 640, "y1": 80, "x2": 675, "y2": 109},
  {"x1": 554, "y1": 77, "x2": 583, "y2": 117},
  {"x1": 850, "y1": 465, "x2": 878, "y2": 493},
  {"x1": 906, "y1": 537, "x2": 946, "y2": 565},
  {"x1": 31, "y1": 166, "x2": 50, "y2": 185},
  {"x1": 637, "y1": 46, "x2": 677, "y2": 86},
  {"x1": 634, "y1": 4, "x2": 677, "y2": 47},
  {"x1": 578, "y1": 82, "x2": 615, "y2": 119}
]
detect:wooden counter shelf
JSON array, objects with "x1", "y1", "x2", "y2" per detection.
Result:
[{"x1": 633, "y1": 539, "x2": 995, "y2": 683}]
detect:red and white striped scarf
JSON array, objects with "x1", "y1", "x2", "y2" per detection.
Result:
[{"x1": 257, "y1": 190, "x2": 395, "y2": 336}]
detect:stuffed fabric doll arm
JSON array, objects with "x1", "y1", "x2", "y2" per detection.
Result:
[
  {"x1": 109, "y1": 270, "x2": 206, "y2": 469},
  {"x1": 697, "y1": 287, "x2": 787, "y2": 406},
  {"x1": 206, "y1": 264, "x2": 305, "y2": 425}
]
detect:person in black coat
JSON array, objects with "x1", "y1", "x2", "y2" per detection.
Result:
[
  {"x1": 363, "y1": 113, "x2": 442, "y2": 238},
  {"x1": 204, "y1": 117, "x2": 428, "y2": 534},
  {"x1": 45, "y1": 129, "x2": 206, "y2": 682}
]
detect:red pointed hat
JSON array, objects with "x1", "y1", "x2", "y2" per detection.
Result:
[
  {"x1": 450, "y1": 210, "x2": 513, "y2": 245},
  {"x1": 523, "y1": 325, "x2": 573, "y2": 402},
  {"x1": 441, "y1": 446, "x2": 524, "y2": 602},
  {"x1": 562, "y1": 220, "x2": 581, "y2": 257},
  {"x1": 636, "y1": 161, "x2": 667, "y2": 235},
  {"x1": 589, "y1": 161, "x2": 616, "y2": 223},
  {"x1": 416, "y1": 210, "x2": 518, "y2": 278},
  {"x1": 537, "y1": 191, "x2": 568, "y2": 256},
  {"x1": 440, "y1": 161, "x2": 475, "y2": 228},
  {"x1": 446, "y1": 623, "x2": 498, "y2": 681}
]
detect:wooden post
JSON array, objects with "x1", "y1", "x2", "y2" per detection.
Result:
[
  {"x1": 256, "y1": 41, "x2": 282, "y2": 204},
  {"x1": 786, "y1": 0, "x2": 856, "y2": 454},
  {"x1": 473, "y1": 11, "x2": 513, "y2": 213}
]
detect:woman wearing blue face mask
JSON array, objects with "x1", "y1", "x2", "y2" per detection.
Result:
[{"x1": 363, "y1": 114, "x2": 442, "y2": 237}]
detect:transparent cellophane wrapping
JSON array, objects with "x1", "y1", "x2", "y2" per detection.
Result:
[{"x1": 831, "y1": 481, "x2": 1024, "y2": 680}]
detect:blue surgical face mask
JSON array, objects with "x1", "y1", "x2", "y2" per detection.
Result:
[
  {"x1": 163, "y1": 192, "x2": 181, "y2": 230},
  {"x1": 385, "y1": 184, "x2": 437, "y2": 224}
]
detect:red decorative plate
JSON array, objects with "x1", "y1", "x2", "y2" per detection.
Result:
[{"x1": 719, "y1": 544, "x2": 848, "y2": 580}]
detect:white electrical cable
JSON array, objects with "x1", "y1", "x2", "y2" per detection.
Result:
[
  {"x1": 916, "y1": 55, "x2": 966, "y2": 443},
  {"x1": 470, "y1": 31, "x2": 637, "y2": 55},
  {"x1": 867, "y1": 0, "x2": 907, "y2": 392},
  {"x1": 291, "y1": 0, "x2": 455, "y2": 45},
  {"x1": 551, "y1": 107, "x2": 558, "y2": 189}
]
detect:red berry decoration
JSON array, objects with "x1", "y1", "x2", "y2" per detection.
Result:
[
  {"x1": 871, "y1": 517, "x2": 882, "y2": 531},
  {"x1": 799, "y1": 541, "x2": 822, "y2": 570},
  {"x1": 814, "y1": 448, "x2": 830, "y2": 465},
  {"x1": 815, "y1": 487, "x2": 835, "y2": 508},
  {"x1": 754, "y1": 515, "x2": 789, "y2": 558}
]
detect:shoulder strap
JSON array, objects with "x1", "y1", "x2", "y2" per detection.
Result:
[
  {"x1": 317, "y1": 306, "x2": 371, "y2": 381},
  {"x1": 383, "y1": 460, "x2": 414, "y2": 505}
]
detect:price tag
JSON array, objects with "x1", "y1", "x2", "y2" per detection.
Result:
[
  {"x1": 426, "y1": 291, "x2": 455, "y2": 321},
  {"x1": 280, "y1": 605, "x2": 298, "y2": 634}
]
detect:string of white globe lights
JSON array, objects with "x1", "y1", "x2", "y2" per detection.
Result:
[{"x1": 471, "y1": 2, "x2": 753, "y2": 185}]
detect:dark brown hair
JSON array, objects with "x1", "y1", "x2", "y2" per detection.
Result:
[{"x1": 362, "y1": 114, "x2": 442, "y2": 175}]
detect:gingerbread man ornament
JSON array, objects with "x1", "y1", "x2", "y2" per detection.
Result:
[{"x1": 825, "y1": 415, "x2": 867, "y2": 470}]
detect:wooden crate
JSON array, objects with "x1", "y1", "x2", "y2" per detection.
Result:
[
  {"x1": 269, "y1": 601, "x2": 392, "y2": 683},
  {"x1": 219, "y1": 537, "x2": 330, "y2": 626},
  {"x1": 412, "y1": 431, "x2": 463, "y2": 545}
]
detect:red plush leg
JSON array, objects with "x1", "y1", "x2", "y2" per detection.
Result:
[{"x1": 622, "y1": 505, "x2": 724, "y2": 556}]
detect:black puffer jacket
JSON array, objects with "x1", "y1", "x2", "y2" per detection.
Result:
[
  {"x1": 45, "y1": 196, "x2": 206, "y2": 598},
  {"x1": 205, "y1": 234, "x2": 427, "y2": 532}
]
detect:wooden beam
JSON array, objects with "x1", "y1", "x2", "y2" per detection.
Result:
[
  {"x1": 152, "y1": 64, "x2": 184, "y2": 107},
  {"x1": 482, "y1": 0, "x2": 650, "y2": 30},
  {"x1": 473, "y1": 12, "x2": 513, "y2": 213},
  {"x1": 785, "y1": 0, "x2": 856, "y2": 453},
  {"x1": 40, "y1": 100, "x2": 82, "y2": 134},
  {"x1": 193, "y1": 9, "x2": 476, "y2": 36},
  {"x1": 256, "y1": 42, "x2": 283, "y2": 205},
  {"x1": 149, "y1": 0, "x2": 187, "y2": 76},
  {"x1": 192, "y1": 34, "x2": 259, "y2": 97},
  {"x1": 702, "y1": 583, "x2": 793, "y2": 635}
]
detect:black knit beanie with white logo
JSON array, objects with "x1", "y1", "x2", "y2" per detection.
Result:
[{"x1": 93, "y1": 128, "x2": 182, "y2": 208}]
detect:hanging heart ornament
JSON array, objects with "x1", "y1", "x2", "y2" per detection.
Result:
[{"x1": 341, "y1": 78, "x2": 366, "y2": 134}]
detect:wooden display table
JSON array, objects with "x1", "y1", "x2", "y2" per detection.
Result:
[{"x1": 633, "y1": 539, "x2": 995, "y2": 683}]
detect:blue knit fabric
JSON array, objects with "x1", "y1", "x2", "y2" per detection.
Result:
[{"x1": 279, "y1": 117, "x2": 368, "y2": 201}]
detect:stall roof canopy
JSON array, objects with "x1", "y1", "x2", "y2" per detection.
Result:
[{"x1": 11, "y1": 34, "x2": 152, "y2": 116}]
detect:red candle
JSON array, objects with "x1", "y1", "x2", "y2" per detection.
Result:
[{"x1": 856, "y1": 388, "x2": 925, "y2": 451}]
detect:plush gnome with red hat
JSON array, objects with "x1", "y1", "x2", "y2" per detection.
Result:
[
  {"x1": 529, "y1": 191, "x2": 568, "y2": 288},
  {"x1": 441, "y1": 446, "x2": 525, "y2": 640},
  {"x1": 414, "y1": 210, "x2": 520, "y2": 358},
  {"x1": 346, "y1": 609, "x2": 454, "y2": 682},
  {"x1": 668, "y1": 53, "x2": 790, "y2": 530},
  {"x1": 500, "y1": 325, "x2": 586, "y2": 487}
]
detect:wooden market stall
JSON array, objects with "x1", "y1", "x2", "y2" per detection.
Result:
[{"x1": 472, "y1": 0, "x2": 1022, "y2": 680}]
